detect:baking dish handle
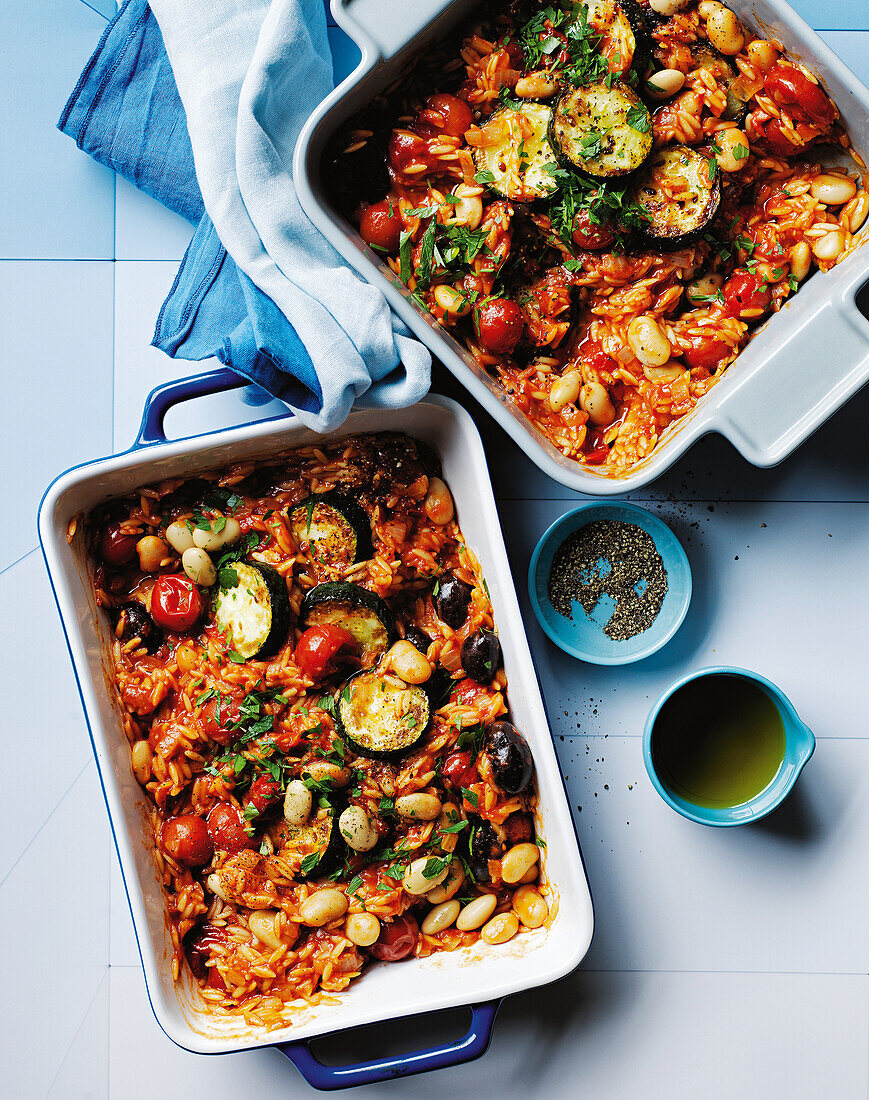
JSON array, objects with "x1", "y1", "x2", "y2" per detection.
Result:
[
  {"x1": 133, "y1": 368, "x2": 261, "y2": 447},
  {"x1": 713, "y1": 276, "x2": 869, "y2": 467},
  {"x1": 331, "y1": 0, "x2": 455, "y2": 62},
  {"x1": 277, "y1": 999, "x2": 501, "y2": 1090}
]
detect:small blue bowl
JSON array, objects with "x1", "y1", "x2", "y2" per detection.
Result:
[
  {"x1": 528, "y1": 502, "x2": 692, "y2": 665},
  {"x1": 643, "y1": 666, "x2": 816, "y2": 827}
]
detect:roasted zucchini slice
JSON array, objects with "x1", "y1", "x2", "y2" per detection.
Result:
[
  {"x1": 629, "y1": 144, "x2": 720, "y2": 248},
  {"x1": 471, "y1": 103, "x2": 559, "y2": 202},
  {"x1": 213, "y1": 561, "x2": 291, "y2": 660},
  {"x1": 689, "y1": 45, "x2": 749, "y2": 122},
  {"x1": 337, "y1": 670, "x2": 430, "y2": 759},
  {"x1": 584, "y1": 0, "x2": 648, "y2": 77},
  {"x1": 269, "y1": 804, "x2": 344, "y2": 880},
  {"x1": 289, "y1": 491, "x2": 372, "y2": 566},
  {"x1": 299, "y1": 582, "x2": 396, "y2": 666},
  {"x1": 551, "y1": 82, "x2": 652, "y2": 178}
]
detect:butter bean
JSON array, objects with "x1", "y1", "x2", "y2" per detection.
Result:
[
  {"x1": 131, "y1": 740, "x2": 153, "y2": 785},
  {"x1": 303, "y1": 761, "x2": 351, "y2": 787},
  {"x1": 747, "y1": 39, "x2": 778, "y2": 73},
  {"x1": 686, "y1": 272, "x2": 724, "y2": 303},
  {"x1": 299, "y1": 889, "x2": 348, "y2": 927},
  {"x1": 165, "y1": 520, "x2": 195, "y2": 554},
  {"x1": 434, "y1": 284, "x2": 471, "y2": 318},
  {"x1": 395, "y1": 792, "x2": 442, "y2": 821},
  {"x1": 424, "y1": 477, "x2": 455, "y2": 525},
  {"x1": 181, "y1": 546, "x2": 216, "y2": 586},
  {"x1": 480, "y1": 911, "x2": 519, "y2": 945},
  {"x1": 716, "y1": 129, "x2": 750, "y2": 173},
  {"x1": 810, "y1": 173, "x2": 857, "y2": 207},
  {"x1": 283, "y1": 779, "x2": 312, "y2": 826},
  {"x1": 249, "y1": 910, "x2": 286, "y2": 951},
  {"x1": 812, "y1": 230, "x2": 845, "y2": 262},
  {"x1": 627, "y1": 315, "x2": 671, "y2": 367},
  {"x1": 426, "y1": 858, "x2": 465, "y2": 903},
  {"x1": 845, "y1": 192, "x2": 869, "y2": 233},
  {"x1": 706, "y1": 6, "x2": 744, "y2": 54},
  {"x1": 646, "y1": 69, "x2": 685, "y2": 100},
  {"x1": 789, "y1": 241, "x2": 812, "y2": 282},
  {"x1": 345, "y1": 912, "x2": 381, "y2": 947},
  {"x1": 422, "y1": 900, "x2": 461, "y2": 935},
  {"x1": 192, "y1": 516, "x2": 241, "y2": 552},
  {"x1": 456, "y1": 893, "x2": 498, "y2": 931},
  {"x1": 339, "y1": 806, "x2": 379, "y2": 852},
  {"x1": 387, "y1": 640, "x2": 433, "y2": 684},
  {"x1": 403, "y1": 856, "x2": 450, "y2": 896},
  {"x1": 515, "y1": 72, "x2": 558, "y2": 98},
  {"x1": 649, "y1": 0, "x2": 689, "y2": 12},
  {"x1": 136, "y1": 535, "x2": 167, "y2": 573},
  {"x1": 579, "y1": 381, "x2": 615, "y2": 426},
  {"x1": 512, "y1": 885, "x2": 549, "y2": 929},
  {"x1": 548, "y1": 370, "x2": 582, "y2": 413},
  {"x1": 500, "y1": 842, "x2": 539, "y2": 885}
]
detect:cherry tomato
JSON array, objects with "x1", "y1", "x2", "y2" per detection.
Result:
[
  {"x1": 206, "y1": 802, "x2": 251, "y2": 855},
  {"x1": 752, "y1": 116, "x2": 803, "y2": 157},
  {"x1": 388, "y1": 129, "x2": 428, "y2": 174},
  {"x1": 583, "y1": 428, "x2": 610, "y2": 465},
  {"x1": 150, "y1": 575, "x2": 203, "y2": 633},
  {"x1": 359, "y1": 199, "x2": 403, "y2": 252},
  {"x1": 422, "y1": 93, "x2": 472, "y2": 138},
  {"x1": 571, "y1": 211, "x2": 615, "y2": 251},
  {"x1": 764, "y1": 63, "x2": 836, "y2": 128},
  {"x1": 503, "y1": 41, "x2": 525, "y2": 69},
  {"x1": 207, "y1": 967, "x2": 228, "y2": 992},
  {"x1": 442, "y1": 749, "x2": 479, "y2": 789},
  {"x1": 681, "y1": 336, "x2": 732, "y2": 373},
  {"x1": 369, "y1": 914, "x2": 419, "y2": 962},
  {"x1": 100, "y1": 523, "x2": 138, "y2": 566},
  {"x1": 161, "y1": 814, "x2": 213, "y2": 867},
  {"x1": 476, "y1": 298, "x2": 524, "y2": 354},
  {"x1": 723, "y1": 271, "x2": 772, "y2": 318},
  {"x1": 294, "y1": 625, "x2": 356, "y2": 679},
  {"x1": 244, "y1": 774, "x2": 283, "y2": 816},
  {"x1": 200, "y1": 694, "x2": 243, "y2": 744}
]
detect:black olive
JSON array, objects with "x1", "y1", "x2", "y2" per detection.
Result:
[
  {"x1": 486, "y1": 722, "x2": 533, "y2": 795},
  {"x1": 435, "y1": 572, "x2": 472, "y2": 629},
  {"x1": 468, "y1": 818, "x2": 504, "y2": 882},
  {"x1": 404, "y1": 626, "x2": 431, "y2": 654},
  {"x1": 114, "y1": 601, "x2": 161, "y2": 654},
  {"x1": 461, "y1": 629, "x2": 502, "y2": 683}
]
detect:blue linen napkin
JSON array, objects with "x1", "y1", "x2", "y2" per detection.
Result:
[{"x1": 59, "y1": 0, "x2": 431, "y2": 425}]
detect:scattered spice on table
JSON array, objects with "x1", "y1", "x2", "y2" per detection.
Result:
[{"x1": 548, "y1": 520, "x2": 668, "y2": 640}]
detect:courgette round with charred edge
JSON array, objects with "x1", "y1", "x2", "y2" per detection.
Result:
[
  {"x1": 213, "y1": 561, "x2": 291, "y2": 660},
  {"x1": 471, "y1": 103, "x2": 560, "y2": 203},
  {"x1": 550, "y1": 82, "x2": 652, "y2": 178},
  {"x1": 269, "y1": 803, "x2": 344, "y2": 880},
  {"x1": 289, "y1": 491, "x2": 372, "y2": 566},
  {"x1": 299, "y1": 582, "x2": 396, "y2": 666},
  {"x1": 628, "y1": 144, "x2": 721, "y2": 248},
  {"x1": 688, "y1": 46, "x2": 748, "y2": 123},
  {"x1": 584, "y1": 0, "x2": 649, "y2": 78},
  {"x1": 336, "y1": 670, "x2": 430, "y2": 759}
]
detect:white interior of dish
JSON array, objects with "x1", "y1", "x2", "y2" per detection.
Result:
[
  {"x1": 294, "y1": 0, "x2": 869, "y2": 493},
  {"x1": 39, "y1": 397, "x2": 594, "y2": 1054}
]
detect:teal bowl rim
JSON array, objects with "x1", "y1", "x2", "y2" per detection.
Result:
[
  {"x1": 642, "y1": 665, "x2": 816, "y2": 828},
  {"x1": 527, "y1": 502, "x2": 692, "y2": 665}
]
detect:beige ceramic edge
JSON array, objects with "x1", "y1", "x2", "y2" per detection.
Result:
[
  {"x1": 39, "y1": 397, "x2": 593, "y2": 1053},
  {"x1": 294, "y1": 0, "x2": 869, "y2": 494}
]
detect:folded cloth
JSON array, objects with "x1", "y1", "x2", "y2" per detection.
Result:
[{"x1": 59, "y1": 0, "x2": 430, "y2": 428}]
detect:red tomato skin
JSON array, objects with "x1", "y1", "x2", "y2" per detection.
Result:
[
  {"x1": 571, "y1": 211, "x2": 615, "y2": 251},
  {"x1": 681, "y1": 337, "x2": 732, "y2": 373},
  {"x1": 764, "y1": 64, "x2": 836, "y2": 128},
  {"x1": 388, "y1": 129, "x2": 428, "y2": 174},
  {"x1": 442, "y1": 749, "x2": 479, "y2": 790},
  {"x1": 206, "y1": 803, "x2": 251, "y2": 855},
  {"x1": 200, "y1": 694, "x2": 243, "y2": 744},
  {"x1": 150, "y1": 575, "x2": 204, "y2": 633},
  {"x1": 423, "y1": 93, "x2": 472, "y2": 138},
  {"x1": 100, "y1": 524, "x2": 138, "y2": 566},
  {"x1": 369, "y1": 914, "x2": 419, "y2": 961},
  {"x1": 723, "y1": 272, "x2": 772, "y2": 318},
  {"x1": 359, "y1": 200, "x2": 402, "y2": 252},
  {"x1": 161, "y1": 815, "x2": 213, "y2": 866},
  {"x1": 245, "y1": 774, "x2": 283, "y2": 816},
  {"x1": 476, "y1": 299, "x2": 524, "y2": 354},
  {"x1": 294, "y1": 625, "x2": 355, "y2": 679}
]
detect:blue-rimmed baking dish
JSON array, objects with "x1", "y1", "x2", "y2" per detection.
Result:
[
  {"x1": 38, "y1": 371, "x2": 593, "y2": 1089},
  {"x1": 295, "y1": 0, "x2": 869, "y2": 495}
]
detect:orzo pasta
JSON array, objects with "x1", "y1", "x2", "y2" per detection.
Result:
[
  {"x1": 87, "y1": 433, "x2": 547, "y2": 1029},
  {"x1": 326, "y1": 0, "x2": 867, "y2": 476}
]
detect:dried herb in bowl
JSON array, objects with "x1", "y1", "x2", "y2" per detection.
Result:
[{"x1": 548, "y1": 520, "x2": 668, "y2": 641}]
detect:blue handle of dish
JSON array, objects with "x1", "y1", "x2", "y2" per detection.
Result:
[
  {"x1": 277, "y1": 1000, "x2": 500, "y2": 1090},
  {"x1": 133, "y1": 368, "x2": 268, "y2": 448}
]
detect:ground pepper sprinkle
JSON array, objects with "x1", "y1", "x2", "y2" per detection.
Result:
[{"x1": 548, "y1": 520, "x2": 668, "y2": 640}]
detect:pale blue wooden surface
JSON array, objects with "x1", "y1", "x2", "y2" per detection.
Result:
[{"x1": 2, "y1": 3, "x2": 869, "y2": 1097}]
